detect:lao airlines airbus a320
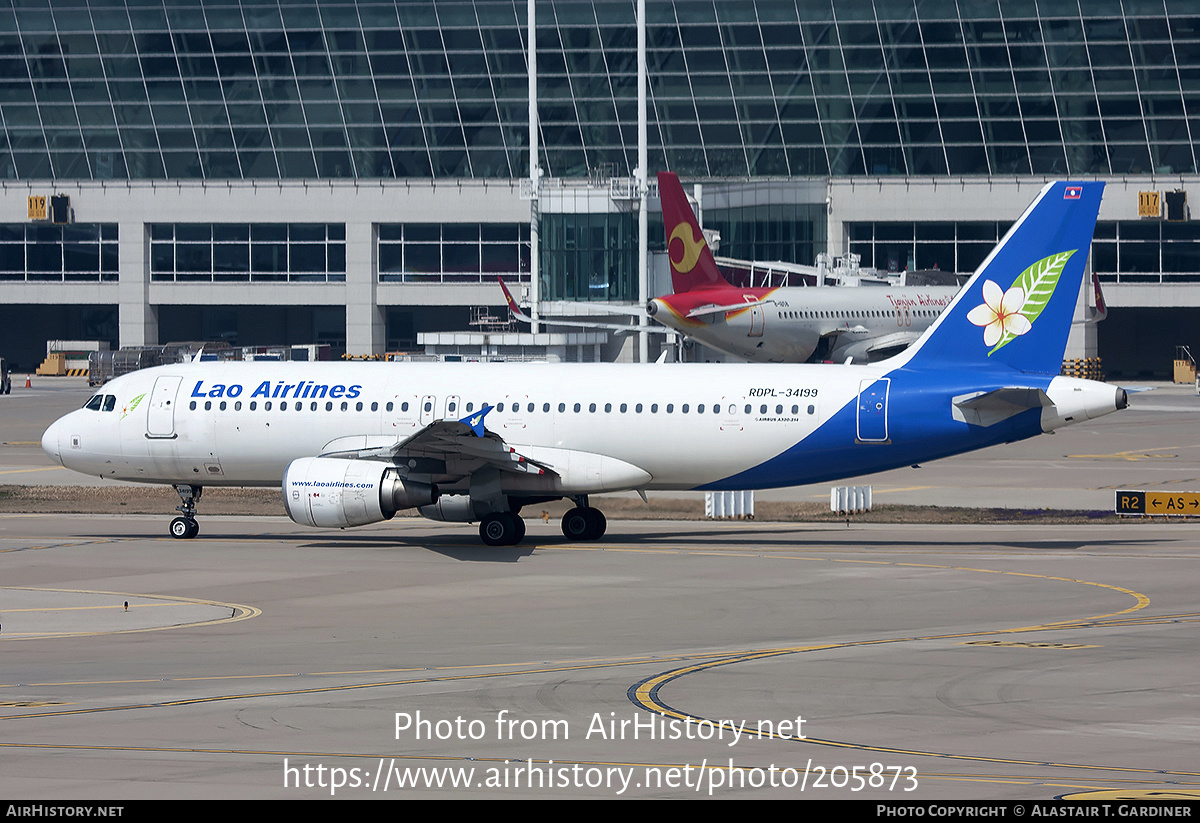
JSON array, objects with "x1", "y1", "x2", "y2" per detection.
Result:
[{"x1": 42, "y1": 181, "x2": 1124, "y2": 546}]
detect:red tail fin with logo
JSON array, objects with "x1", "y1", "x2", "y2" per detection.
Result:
[{"x1": 658, "y1": 171, "x2": 731, "y2": 294}]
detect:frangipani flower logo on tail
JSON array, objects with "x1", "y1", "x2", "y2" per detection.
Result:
[{"x1": 967, "y1": 250, "x2": 1076, "y2": 355}]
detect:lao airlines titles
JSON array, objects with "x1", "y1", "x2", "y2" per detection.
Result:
[{"x1": 190, "y1": 380, "x2": 363, "y2": 400}]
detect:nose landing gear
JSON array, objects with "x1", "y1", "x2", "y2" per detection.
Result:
[{"x1": 170, "y1": 484, "x2": 202, "y2": 539}]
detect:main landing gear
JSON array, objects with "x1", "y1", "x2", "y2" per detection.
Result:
[
  {"x1": 169, "y1": 484, "x2": 202, "y2": 539},
  {"x1": 561, "y1": 497, "x2": 606, "y2": 542},
  {"x1": 475, "y1": 497, "x2": 608, "y2": 546},
  {"x1": 479, "y1": 511, "x2": 526, "y2": 547}
]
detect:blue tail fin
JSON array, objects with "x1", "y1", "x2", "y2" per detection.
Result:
[{"x1": 900, "y1": 181, "x2": 1104, "y2": 374}]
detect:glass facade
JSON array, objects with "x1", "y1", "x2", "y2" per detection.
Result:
[
  {"x1": 848, "y1": 220, "x2": 1006, "y2": 274},
  {"x1": 1093, "y1": 220, "x2": 1200, "y2": 281},
  {"x1": 540, "y1": 210, "x2": 637, "y2": 300},
  {"x1": 849, "y1": 219, "x2": 1200, "y2": 279},
  {"x1": 0, "y1": 222, "x2": 118, "y2": 280},
  {"x1": 378, "y1": 222, "x2": 531, "y2": 283},
  {"x1": 707, "y1": 202, "x2": 826, "y2": 269},
  {"x1": 1, "y1": 0, "x2": 1197, "y2": 182},
  {"x1": 149, "y1": 222, "x2": 346, "y2": 281}
]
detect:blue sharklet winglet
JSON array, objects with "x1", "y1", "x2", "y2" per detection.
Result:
[{"x1": 461, "y1": 404, "x2": 493, "y2": 437}]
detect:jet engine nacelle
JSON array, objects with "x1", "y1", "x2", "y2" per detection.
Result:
[
  {"x1": 283, "y1": 456, "x2": 438, "y2": 528},
  {"x1": 417, "y1": 494, "x2": 478, "y2": 523}
]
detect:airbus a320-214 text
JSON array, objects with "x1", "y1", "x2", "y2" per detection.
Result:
[{"x1": 42, "y1": 180, "x2": 1124, "y2": 546}]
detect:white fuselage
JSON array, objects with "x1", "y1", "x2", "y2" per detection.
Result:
[
  {"x1": 42, "y1": 361, "x2": 869, "y2": 493},
  {"x1": 651, "y1": 285, "x2": 960, "y2": 363},
  {"x1": 42, "y1": 359, "x2": 1126, "y2": 504}
]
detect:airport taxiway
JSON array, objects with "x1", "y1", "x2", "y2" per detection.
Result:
[{"x1": 1, "y1": 513, "x2": 1197, "y2": 799}]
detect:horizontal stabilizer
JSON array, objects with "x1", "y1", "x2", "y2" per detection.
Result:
[{"x1": 952, "y1": 387, "x2": 1051, "y2": 427}]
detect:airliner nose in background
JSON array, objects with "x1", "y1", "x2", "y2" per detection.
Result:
[{"x1": 43, "y1": 180, "x2": 1124, "y2": 547}]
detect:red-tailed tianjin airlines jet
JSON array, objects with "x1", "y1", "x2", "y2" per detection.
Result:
[{"x1": 648, "y1": 171, "x2": 961, "y2": 363}]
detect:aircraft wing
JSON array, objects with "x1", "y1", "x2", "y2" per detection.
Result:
[
  {"x1": 498, "y1": 277, "x2": 665, "y2": 335},
  {"x1": 863, "y1": 331, "x2": 922, "y2": 353},
  {"x1": 685, "y1": 298, "x2": 774, "y2": 318},
  {"x1": 320, "y1": 405, "x2": 552, "y2": 478},
  {"x1": 317, "y1": 404, "x2": 652, "y2": 492},
  {"x1": 820, "y1": 323, "x2": 870, "y2": 338}
]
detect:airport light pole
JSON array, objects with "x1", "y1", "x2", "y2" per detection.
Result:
[
  {"x1": 528, "y1": 0, "x2": 540, "y2": 334},
  {"x1": 637, "y1": 0, "x2": 649, "y2": 363}
]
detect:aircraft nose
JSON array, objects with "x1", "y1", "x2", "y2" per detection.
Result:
[{"x1": 41, "y1": 418, "x2": 64, "y2": 466}]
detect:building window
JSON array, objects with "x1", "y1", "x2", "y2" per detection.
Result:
[
  {"x1": 149, "y1": 223, "x2": 346, "y2": 282},
  {"x1": 0, "y1": 223, "x2": 118, "y2": 282},
  {"x1": 1092, "y1": 221, "x2": 1200, "y2": 282},
  {"x1": 847, "y1": 221, "x2": 1005, "y2": 275},
  {"x1": 377, "y1": 222, "x2": 530, "y2": 284},
  {"x1": 540, "y1": 211, "x2": 637, "y2": 301}
]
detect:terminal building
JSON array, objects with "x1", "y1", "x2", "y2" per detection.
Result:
[{"x1": 1, "y1": 0, "x2": 1197, "y2": 377}]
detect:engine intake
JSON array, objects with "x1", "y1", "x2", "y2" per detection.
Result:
[{"x1": 283, "y1": 456, "x2": 438, "y2": 529}]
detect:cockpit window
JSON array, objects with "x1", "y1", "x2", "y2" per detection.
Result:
[
  {"x1": 102, "y1": 395, "x2": 116, "y2": 412},
  {"x1": 85, "y1": 395, "x2": 104, "y2": 411}
]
